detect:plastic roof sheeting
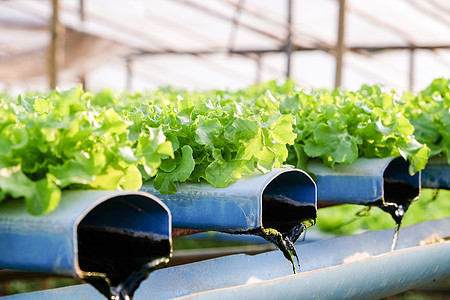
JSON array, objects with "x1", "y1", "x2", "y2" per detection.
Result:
[{"x1": 0, "y1": 0, "x2": 449, "y2": 93}]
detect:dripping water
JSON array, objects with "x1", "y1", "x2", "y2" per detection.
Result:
[
  {"x1": 244, "y1": 195, "x2": 317, "y2": 274},
  {"x1": 374, "y1": 179, "x2": 419, "y2": 251},
  {"x1": 249, "y1": 224, "x2": 306, "y2": 274},
  {"x1": 77, "y1": 226, "x2": 171, "y2": 300},
  {"x1": 391, "y1": 222, "x2": 401, "y2": 252}
]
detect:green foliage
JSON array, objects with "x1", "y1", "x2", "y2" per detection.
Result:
[
  {"x1": 1, "y1": 78, "x2": 448, "y2": 215},
  {"x1": 402, "y1": 78, "x2": 450, "y2": 164},
  {"x1": 0, "y1": 86, "x2": 170, "y2": 214},
  {"x1": 246, "y1": 82, "x2": 431, "y2": 174},
  {"x1": 0, "y1": 85, "x2": 296, "y2": 213},
  {"x1": 125, "y1": 93, "x2": 296, "y2": 192}
]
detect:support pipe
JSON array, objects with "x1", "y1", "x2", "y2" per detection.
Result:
[
  {"x1": 178, "y1": 242, "x2": 450, "y2": 300},
  {"x1": 0, "y1": 190, "x2": 171, "y2": 299}
]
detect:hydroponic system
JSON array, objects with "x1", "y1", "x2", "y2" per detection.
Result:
[
  {"x1": 0, "y1": 77, "x2": 449, "y2": 299},
  {"x1": 1, "y1": 0, "x2": 450, "y2": 298}
]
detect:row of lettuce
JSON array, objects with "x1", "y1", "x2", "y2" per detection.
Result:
[{"x1": 0, "y1": 78, "x2": 448, "y2": 215}]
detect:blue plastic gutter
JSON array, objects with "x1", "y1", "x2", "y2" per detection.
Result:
[
  {"x1": 9, "y1": 218, "x2": 449, "y2": 300},
  {"x1": 0, "y1": 190, "x2": 171, "y2": 286},
  {"x1": 421, "y1": 156, "x2": 450, "y2": 189},
  {"x1": 308, "y1": 157, "x2": 421, "y2": 205},
  {"x1": 140, "y1": 168, "x2": 316, "y2": 233}
]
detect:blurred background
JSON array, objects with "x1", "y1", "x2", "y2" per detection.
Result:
[{"x1": 1, "y1": 0, "x2": 450, "y2": 93}]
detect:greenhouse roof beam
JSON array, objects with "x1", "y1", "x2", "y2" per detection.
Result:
[
  {"x1": 348, "y1": 4, "x2": 417, "y2": 47},
  {"x1": 133, "y1": 44, "x2": 450, "y2": 57},
  {"x1": 407, "y1": 0, "x2": 450, "y2": 28},
  {"x1": 428, "y1": 0, "x2": 450, "y2": 15},
  {"x1": 175, "y1": 0, "x2": 289, "y2": 46},
  {"x1": 221, "y1": 0, "x2": 332, "y2": 50}
]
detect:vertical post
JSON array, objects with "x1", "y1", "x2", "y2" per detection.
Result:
[
  {"x1": 49, "y1": 0, "x2": 65, "y2": 90},
  {"x1": 409, "y1": 48, "x2": 415, "y2": 92},
  {"x1": 77, "y1": 0, "x2": 85, "y2": 90},
  {"x1": 255, "y1": 54, "x2": 262, "y2": 84},
  {"x1": 228, "y1": 0, "x2": 244, "y2": 54},
  {"x1": 79, "y1": 74, "x2": 86, "y2": 90},
  {"x1": 49, "y1": 0, "x2": 60, "y2": 90},
  {"x1": 79, "y1": 0, "x2": 85, "y2": 21},
  {"x1": 335, "y1": 0, "x2": 346, "y2": 89},
  {"x1": 286, "y1": 0, "x2": 293, "y2": 78},
  {"x1": 126, "y1": 56, "x2": 133, "y2": 90}
]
